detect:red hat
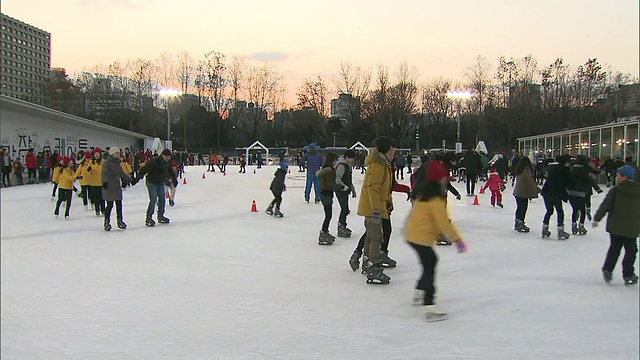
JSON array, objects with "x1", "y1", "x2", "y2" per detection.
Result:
[
  {"x1": 426, "y1": 160, "x2": 448, "y2": 182},
  {"x1": 161, "y1": 149, "x2": 172, "y2": 156},
  {"x1": 93, "y1": 147, "x2": 102, "y2": 154},
  {"x1": 84, "y1": 152, "x2": 92, "y2": 160},
  {"x1": 171, "y1": 160, "x2": 177, "y2": 167},
  {"x1": 56, "y1": 155, "x2": 63, "y2": 163},
  {"x1": 62, "y1": 156, "x2": 72, "y2": 164}
]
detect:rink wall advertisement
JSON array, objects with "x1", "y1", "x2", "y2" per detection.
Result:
[{"x1": 0, "y1": 96, "x2": 151, "y2": 159}]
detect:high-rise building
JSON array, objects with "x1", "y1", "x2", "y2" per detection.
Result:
[
  {"x1": 0, "y1": 13, "x2": 51, "y2": 104},
  {"x1": 331, "y1": 93, "x2": 360, "y2": 121}
]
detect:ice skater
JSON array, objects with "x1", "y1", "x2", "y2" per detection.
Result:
[
  {"x1": 480, "y1": 167, "x2": 505, "y2": 208},
  {"x1": 317, "y1": 153, "x2": 350, "y2": 245},
  {"x1": 540, "y1": 155, "x2": 571, "y2": 240},
  {"x1": 131, "y1": 149, "x2": 177, "y2": 227},
  {"x1": 101, "y1": 147, "x2": 132, "y2": 231},
  {"x1": 266, "y1": 162, "x2": 288, "y2": 218},
  {"x1": 335, "y1": 150, "x2": 357, "y2": 238},
  {"x1": 53, "y1": 157, "x2": 77, "y2": 219}
]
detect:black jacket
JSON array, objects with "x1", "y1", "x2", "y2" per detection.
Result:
[
  {"x1": 270, "y1": 168, "x2": 287, "y2": 194},
  {"x1": 461, "y1": 150, "x2": 482, "y2": 176},
  {"x1": 135, "y1": 156, "x2": 176, "y2": 185},
  {"x1": 541, "y1": 162, "x2": 570, "y2": 201},
  {"x1": 567, "y1": 164, "x2": 598, "y2": 197}
]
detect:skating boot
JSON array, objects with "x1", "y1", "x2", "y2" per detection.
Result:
[
  {"x1": 413, "y1": 289, "x2": 425, "y2": 306},
  {"x1": 265, "y1": 204, "x2": 274, "y2": 216},
  {"x1": 515, "y1": 219, "x2": 530, "y2": 233},
  {"x1": 169, "y1": 199, "x2": 175, "y2": 206},
  {"x1": 54, "y1": 214, "x2": 59, "y2": 218},
  {"x1": 361, "y1": 255, "x2": 370, "y2": 274},
  {"x1": 273, "y1": 209, "x2": 284, "y2": 218},
  {"x1": 85, "y1": 204, "x2": 90, "y2": 211},
  {"x1": 571, "y1": 222, "x2": 579, "y2": 235},
  {"x1": 158, "y1": 215, "x2": 170, "y2": 224},
  {"x1": 50, "y1": 196, "x2": 55, "y2": 202},
  {"x1": 318, "y1": 231, "x2": 334, "y2": 245},
  {"x1": 578, "y1": 224, "x2": 587, "y2": 235},
  {"x1": 145, "y1": 217, "x2": 156, "y2": 227},
  {"x1": 365, "y1": 263, "x2": 390, "y2": 285},
  {"x1": 349, "y1": 251, "x2": 361, "y2": 272},
  {"x1": 117, "y1": 219, "x2": 127, "y2": 229},
  {"x1": 65, "y1": 216, "x2": 70, "y2": 220},
  {"x1": 337, "y1": 224, "x2": 352, "y2": 238},
  {"x1": 602, "y1": 269, "x2": 613, "y2": 284},
  {"x1": 496, "y1": 202, "x2": 503, "y2": 208},
  {"x1": 557, "y1": 226, "x2": 570, "y2": 240},
  {"x1": 314, "y1": 198, "x2": 321, "y2": 204},
  {"x1": 586, "y1": 207, "x2": 592, "y2": 221},
  {"x1": 436, "y1": 234, "x2": 453, "y2": 246},
  {"x1": 623, "y1": 275, "x2": 638, "y2": 286},
  {"x1": 541, "y1": 224, "x2": 551, "y2": 238},
  {"x1": 423, "y1": 305, "x2": 448, "y2": 322},
  {"x1": 104, "y1": 219, "x2": 112, "y2": 231},
  {"x1": 380, "y1": 252, "x2": 397, "y2": 268}
]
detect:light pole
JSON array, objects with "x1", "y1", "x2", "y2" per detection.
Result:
[
  {"x1": 159, "y1": 88, "x2": 181, "y2": 145},
  {"x1": 447, "y1": 90, "x2": 472, "y2": 152},
  {"x1": 232, "y1": 124, "x2": 237, "y2": 163},
  {"x1": 333, "y1": 132, "x2": 337, "y2": 147}
]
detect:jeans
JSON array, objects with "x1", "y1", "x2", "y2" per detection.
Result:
[
  {"x1": 146, "y1": 181, "x2": 166, "y2": 218},
  {"x1": 543, "y1": 195, "x2": 564, "y2": 226},
  {"x1": 514, "y1": 196, "x2": 529, "y2": 222},
  {"x1": 568, "y1": 196, "x2": 586, "y2": 224},
  {"x1": 105, "y1": 200, "x2": 123, "y2": 221},
  {"x1": 304, "y1": 174, "x2": 320, "y2": 201},
  {"x1": 408, "y1": 242, "x2": 438, "y2": 305},
  {"x1": 336, "y1": 191, "x2": 350, "y2": 227},
  {"x1": 603, "y1": 235, "x2": 638, "y2": 278}
]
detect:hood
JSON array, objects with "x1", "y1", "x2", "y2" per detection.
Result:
[
  {"x1": 107, "y1": 157, "x2": 121, "y2": 164},
  {"x1": 316, "y1": 166, "x2": 333, "y2": 177},
  {"x1": 617, "y1": 181, "x2": 640, "y2": 198},
  {"x1": 364, "y1": 149, "x2": 390, "y2": 167}
]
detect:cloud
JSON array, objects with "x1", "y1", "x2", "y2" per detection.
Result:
[{"x1": 251, "y1": 52, "x2": 289, "y2": 62}]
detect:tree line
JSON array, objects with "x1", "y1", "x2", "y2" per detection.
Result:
[{"x1": 39, "y1": 52, "x2": 638, "y2": 153}]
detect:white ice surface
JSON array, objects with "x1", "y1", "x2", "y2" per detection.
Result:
[{"x1": 1, "y1": 165, "x2": 638, "y2": 360}]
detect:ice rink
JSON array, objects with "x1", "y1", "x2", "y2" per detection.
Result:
[{"x1": 2, "y1": 164, "x2": 639, "y2": 359}]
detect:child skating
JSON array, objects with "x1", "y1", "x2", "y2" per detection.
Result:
[
  {"x1": 53, "y1": 157, "x2": 77, "y2": 219},
  {"x1": 266, "y1": 162, "x2": 288, "y2": 217},
  {"x1": 480, "y1": 167, "x2": 505, "y2": 208}
]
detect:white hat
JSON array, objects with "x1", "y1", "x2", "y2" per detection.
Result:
[{"x1": 109, "y1": 147, "x2": 121, "y2": 156}]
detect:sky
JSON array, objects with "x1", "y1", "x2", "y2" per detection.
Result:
[{"x1": 2, "y1": 0, "x2": 639, "y2": 104}]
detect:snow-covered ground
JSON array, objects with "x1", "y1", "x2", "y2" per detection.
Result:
[{"x1": 1, "y1": 165, "x2": 638, "y2": 360}]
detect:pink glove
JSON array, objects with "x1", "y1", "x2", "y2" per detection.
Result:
[{"x1": 456, "y1": 240, "x2": 467, "y2": 254}]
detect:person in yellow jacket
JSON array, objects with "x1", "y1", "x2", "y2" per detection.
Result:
[
  {"x1": 54, "y1": 157, "x2": 77, "y2": 219},
  {"x1": 120, "y1": 153, "x2": 133, "y2": 190},
  {"x1": 404, "y1": 159, "x2": 467, "y2": 322},
  {"x1": 75, "y1": 152, "x2": 92, "y2": 211},
  {"x1": 357, "y1": 136, "x2": 396, "y2": 285},
  {"x1": 83, "y1": 148, "x2": 105, "y2": 216},
  {"x1": 50, "y1": 156, "x2": 63, "y2": 201}
]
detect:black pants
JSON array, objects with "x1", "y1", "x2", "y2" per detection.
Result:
[
  {"x1": 207, "y1": 163, "x2": 215, "y2": 172},
  {"x1": 54, "y1": 189, "x2": 72, "y2": 217},
  {"x1": 356, "y1": 217, "x2": 392, "y2": 254},
  {"x1": 80, "y1": 185, "x2": 90, "y2": 206},
  {"x1": 270, "y1": 190, "x2": 282, "y2": 210},
  {"x1": 335, "y1": 191, "x2": 350, "y2": 227},
  {"x1": 51, "y1": 182, "x2": 58, "y2": 197},
  {"x1": 2, "y1": 167, "x2": 11, "y2": 185},
  {"x1": 396, "y1": 166, "x2": 405, "y2": 180},
  {"x1": 514, "y1": 196, "x2": 529, "y2": 222},
  {"x1": 603, "y1": 234, "x2": 638, "y2": 278},
  {"x1": 104, "y1": 200, "x2": 123, "y2": 221},
  {"x1": 408, "y1": 242, "x2": 438, "y2": 306},
  {"x1": 320, "y1": 193, "x2": 333, "y2": 232},
  {"x1": 543, "y1": 195, "x2": 564, "y2": 226},
  {"x1": 28, "y1": 168, "x2": 36, "y2": 180},
  {"x1": 221, "y1": 163, "x2": 227, "y2": 173},
  {"x1": 239, "y1": 164, "x2": 246, "y2": 173},
  {"x1": 466, "y1": 174, "x2": 477, "y2": 195},
  {"x1": 568, "y1": 196, "x2": 586, "y2": 224},
  {"x1": 89, "y1": 186, "x2": 105, "y2": 215}
]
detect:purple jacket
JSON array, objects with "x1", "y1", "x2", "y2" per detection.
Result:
[{"x1": 302, "y1": 152, "x2": 324, "y2": 175}]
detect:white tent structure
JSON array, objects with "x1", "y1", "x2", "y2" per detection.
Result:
[
  {"x1": 241, "y1": 140, "x2": 270, "y2": 162},
  {"x1": 349, "y1": 141, "x2": 370, "y2": 155},
  {"x1": 475, "y1": 141, "x2": 488, "y2": 155}
]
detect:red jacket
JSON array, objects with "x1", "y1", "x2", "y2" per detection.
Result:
[
  {"x1": 481, "y1": 172, "x2": 505, "y2": 192},
  {"x1": 25, "y1": 151, "x2": 37, "y2": 169}
]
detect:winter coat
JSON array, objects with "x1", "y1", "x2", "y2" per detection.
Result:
[
  {"x1": 395, "y1": 155, "x2": 407, "y2": 167},
  {"x1": 57, "y1": 167, "x2": 77, "y2": 190},
  {"x1": 51, "y1": 166, "x2": 62, "y2": 183},
  {"x1": 135, "y1": 155, "x2": 176, "y2": 185},
  {"x1": 74, "y1": 160, "x2": 91, "y2": 186},
  {"x1": 83, "y1": 158, "x2": 104, "y2": 187},
  {"x1": 301, "y1": 150, "x2": 324, "y2": 175},
  {"x1": 404, "y1": 197, "x2": 462, "y2": 248},
  {"x1": 25, "y1": 151, "x2": 36, "y2": 169},
  {"x1": 481, "y1": 172, "x2": 505, "y2": 192},
  {"x1": 513, "y1": 167, "x2": 540, "y2": 199},
  {"x1": 541, "y1": 162, "x2": 570, "y2": 201},
  {"x1": 318, "y1": 165, "x2": 346, "y2": 195},
  {"x1": 269, "y1": 168, "x2": 287, "y2": 194},
  {"x1": 0, "y1": 152, "x2": 9, "y2": 169},
  {"x1": 567, "y1": 164, "x2": 597, "y2": 198},
  {"x1": 335, "y1": 158, "x2": 354, "y2": 194},
  {"x1": 357, "y1": 150, "x2": 393, "y2": 219},
  {"x1": 493, "y1": 157, "x2": 508, "y2": 179},
  {"x1": 101, "y1": 157, "x2": 131, "y2": 201},
  {"x1": 461, "y1": 150, "x2": 482, "y2": 176},
  {"x1": 593, "y1": 180, "x2": 640, "y2": 238}
]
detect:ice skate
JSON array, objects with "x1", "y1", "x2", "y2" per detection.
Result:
[
  {"x1": 50, "y1": 196, "x2": 55, "y2": 202},
  {"x1": 586, "y1": 207, "x2": 592, "y2": 221},
  {"x1": 265, "y1": 204, "x2": 274, "y2": 216},
  {"x1": 557, "y1": 226, "x2": 570, "y2": 240},
  {"x1": 104, "y1": 219, "x2": 112, "y2": 231},
  {"x1": 314, "y1": 198, "x2": 321, "y2": 204},
  {"x1": 145, "y1": 217, "x2": 156, "y2": 227},
  {"x1": 602, "y1": 269, "x2": 613, "y2": 284},
  {"x1": 117, "y1": 219, "x2": 127, "y2": 229},
  {"x1": 158, "y1": 215, "x2": 170, "y2": 224},
  {"x1": 515, "y1": 220, "x2": 530, "y2": 233},
  {"x1": 54, "y1": 213, "x2": 59, "y2": 218},
  {"x1": 361, "y1": 256, "x2": 370, "y2": 274},
  {"x1": 65, "y1": 216, "x2": 70, "y2": 220},
  {"x1": 365, "y1": 264, "x2": 390, "y2": 285},
  {"x1": 423, "y1": 305, "x2": 448, "y2": 322},
  {"x1": 413, "y1": 289, "x2": 425, "y2": 306},
  {"x1": 496, "y1": 202, "x2": 503, "y2": 208},
  {"x1": 624, "y1": 275, "x2": 638, "y2": 286},
  {"x1": 318, "y1": 231, "x2": 334, "y2": 245},
  {"x1": 436, "y1": 235, "x2": 452, "y2": 246},
  {"x1": 273, "y1": 209, "x2": 284, "y2": 218},
  {"x1": 541, "y1": 224, "x2": 551, "y2": 239},
  {"x1": 337, "y1": 224, "x2": 352, "y2": 238},
  {"x1": 571, "y1": 223, "x2": 579, "y2": 235},
  {"x1": 169, "y1": 199, "x2": 175, "y2": 206},
  {"x1": 380, "y1": 252, "x2": 397, "y2": 268},
  {"x1": 85, "y1": 204, "x2": 90, "y2": 211},
  {"x1": 349, "y1": 251, "x2": 361, "y2": 272},
  {"x1": 577, "y1": 224, "x2": 587, "y2": 235}
]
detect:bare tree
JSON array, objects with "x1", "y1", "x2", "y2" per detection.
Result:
[
  {"x1": 241, "y1": 63, "x2": 283, "y2": 141},
  {"x1": 176, "y1": 51, "x2": 195, "y2": 95},
  {"x1": 297, "y1": 76, "x2": 329, "y2": 116},
  {"x1": 333, "y1": 61, "x2": 371, "y2": 142},
  {"x1": 155, "y1": 52, "x2": 175, "y2": 89}
]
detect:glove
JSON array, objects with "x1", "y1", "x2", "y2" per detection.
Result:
[
  {"x1": 456, "y1": 194, "x2": 462, "y2": 200},
  {"x1": 371, "y1": 209, "x2": 381, "y2": 224},
  {"x1": 351, "y1": 189, "x2": 357, "y2": 199},
  {"x1": 87, "y1": 166, "x2": 92, "y2": 172},
  {"x1": 102, "y1": 182, "x2": 108, "y2": 189},
  {"x1": 479, "y1": 188, "x2": 485, "y2": 194},
  {"x1": 500, "y1": 184, "x2": 506, "y2": 192},
  {"x1": 592, "y1": 221, "x2": 599, "y2": 228},
  {"x1": 456, "y1": 239, "x2": 467, "y2": 254}
]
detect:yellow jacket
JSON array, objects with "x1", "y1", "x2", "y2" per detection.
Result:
[
  {"x1": 404, "y1": 198, "x2": 462, "y2": 247},
  {"x1": 83, "y1": 159, "x2": 104, "y2": 186},
  {"x1": 121, "y1": 161, "x2": 132, "y2": 176},
  {"x1": 75, "y1": 160, "x2": 90, "y2": 186},
  {"x1": 52, "y1": 166, "x2": 62, "y2": 183},
  {"x1": 57, "y1": 167, "x2": 77, "y2": 190},
  {"x1": 357, "y1": 150, "x2": 393, "y2": 219}
]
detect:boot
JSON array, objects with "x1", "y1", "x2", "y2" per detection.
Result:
[
  {"x1": 158, "y1": 215, "x2": 170, "y2": 224},
  {"x1": 541, "y1": 224, "x2": 551, "y2": 238},
  {"x1": 379, "y1": 252, "x2": 397, "y2": 268},
  {"x1": 515, "y1": 219, "x2": 530, "y2": 233},
  {"x1": 602, "y1": 269, "x2": 613, "y2": 284},
  {"x1": 273, "y1": 208, "x2": 283, "y2": 218},
  {"x1": 361, "y1": 255, "x2": 370, "y2": 274},
  {"x1": 265, "y1": 204, "x2": 274, "y2": 216},
  {"x1": 557, "y1": 226, "x2": 570, "y2": 240},
  {"x1": 578, "y1": 224, "x2": 587, "y2": 235},
  {"x1": 104, "y1": 218, "x2": 112, "y2": 231},
  {"x1": 318, "y1": 231, "x2": 334, "y2": 245},
  {"x1": 623, "y1": 274, "x2": 638, "y2": 286},
  {"x1": 337, "y1": 224, "x2": 352, "y2": 238},
  {"x1": 349, "y1": 251, "x2": 361, "y2": 272},
  {"x1": 571, "y1": 222, "x2": 579, "y2": 235},
  {"x1": 413, "y1": 289, "x2": 425, "y2": 306},
  {"x1": 365, "y1": 263, "x2": 390, "y2": 285},
  {"x1": 145, "y1": 217, "x2": 156, "y2": 227},
  {"x1": 423, "y1": 305, "x2": 448, "y2": 322},
  {"x1": 496, "y1": 202, "x2": 503, "y2": 208},
  {"x1": 169, "y1": 199, "x2": 175, "y2": 206},
  {"x1": 117, "y1": 219, "x2": 127, "y2": 229}
]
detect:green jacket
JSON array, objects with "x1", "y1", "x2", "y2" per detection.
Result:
[{"x1": 593, "y1": 180, "x2": 640, "y2": 238}]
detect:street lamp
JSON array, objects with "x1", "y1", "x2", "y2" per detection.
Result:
[
  {"x1": 159, "y1": 88, "x2": 181, "y2": 144},
  {"x1": 232, "y1": 124, "x2": 237, "y2": 163},
  {"x1": 447, "y1": 90, "x2": 472, "y2": 152}
]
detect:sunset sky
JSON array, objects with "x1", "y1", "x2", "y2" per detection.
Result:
[{"x1": 2, "y1": 0, "x2": 639, "y2": 104}]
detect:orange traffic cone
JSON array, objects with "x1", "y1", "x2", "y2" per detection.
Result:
[
  {"x1": 202, "y1": 172, "x2": 206, "y2": 179},
  {"x1": 250, "y1": 200, "x2": 258, "y2": 212},
  {"x1": 183, "y1": 178, "x2": 187, "y2": 185},
  {"x1": 253, "y1": 169, "x2": 256, "y2": 174},
  {"x1": 166, "y1": 191, "x2": 170, "y2": 199},
  {"x1": 473, "y1": 195, "x2": 480, "y2": 205}
]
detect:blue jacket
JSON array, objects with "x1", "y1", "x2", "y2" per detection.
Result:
[{"x1": 302, "y1": 151, "x2": 324, "y2": 175}]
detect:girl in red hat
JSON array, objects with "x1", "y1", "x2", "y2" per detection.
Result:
[
  {"x1": 54, "y1": 157, "x2": 77, "y2": 219},
  {"x1": 83, "y1": 148, "x2": 105, "y2": 216}
]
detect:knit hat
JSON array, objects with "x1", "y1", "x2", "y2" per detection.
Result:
[
  {"x1": 84, "y1": 152, "x2": 92, "y2": 160},
  {"x1": 280, "y1": 162, "x2": 289, "y2": 170},
  {"x1": 62, "y1": 156, "x2": 72, "y2": 164},
  {"x1": 617, "y1": 165, "x2": 636, "y2": 181},
  {"x1": 161, "y1": 149, "x2": 172, "y2": 156},
  {"x1": 344, "y1": 149, "x2": 356, "y2": 159},
  {"x1": 15, "y1": 156, "x2": 21, "y2": 161},
  {"x1": 93, "y1": 147, "x2": 102, "y2": 154},
  {"x1": 109, "y1": 147, "x2": 120, "y2": 156}
]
